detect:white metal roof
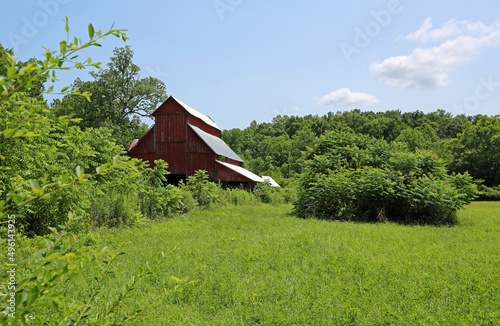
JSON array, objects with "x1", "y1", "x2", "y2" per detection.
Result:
[
  {"x1": 172, "y1": 97, "x2": 222, "y2": 131},
  {"x1": 261, "y1": 176, "x2": 281, "y2": 187},
  {"x1": 189, "y1": 124, "x2": 242, "y2": 162},
  {"x1": 216, "y1": 161, "x2": 264, "y2": 183}
]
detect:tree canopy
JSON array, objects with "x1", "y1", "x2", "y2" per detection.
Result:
[
  {"x1": 222, "y1": 110, "x2": 500, "y2": 191},
  {"x1": 52, "y1": 45, "x2": 167, "y2": 148}
]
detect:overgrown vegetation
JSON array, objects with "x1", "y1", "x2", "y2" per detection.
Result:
[
  {"x1": 294, "y1": 131, "x2": 476, "y2": 224},
  {"x1": 0, "y1": 19, "x2": 182, "y2": 325}
]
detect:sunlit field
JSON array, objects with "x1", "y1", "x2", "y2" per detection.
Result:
[{"x1": 37, "y1": 202, "x2": 500, "y2": 325}]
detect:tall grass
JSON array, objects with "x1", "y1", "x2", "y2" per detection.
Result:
[{"x1": 17, "y1": 202, "x2": 500, "y2": 325}]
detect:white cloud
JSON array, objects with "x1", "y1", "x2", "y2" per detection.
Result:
[
  {"x1": 406, "y1": 18, "x2": 462, "y2": 44},
  {"x1": 317, "y1": 88, "x2": 380, "y2": 107},
  {"x1": 372, "y1": 18, "x2": 500, "y2": 88}
]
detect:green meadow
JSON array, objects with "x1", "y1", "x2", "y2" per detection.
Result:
[{"x1": 37, "y1": 201, "x2": 499, "y2": 325}]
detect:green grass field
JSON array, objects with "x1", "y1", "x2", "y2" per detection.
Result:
[{"x1": 48, "y1": 202, "x2": 500, "y2": 325}]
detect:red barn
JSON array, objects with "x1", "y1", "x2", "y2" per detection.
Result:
[{"x1": 128, "y1": 96, "x2": 263, "y2": 188}]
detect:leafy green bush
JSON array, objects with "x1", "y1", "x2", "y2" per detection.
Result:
[
  {"x1": 136, "y1": 160, "x2": 186, "y2": 219},
  {"x1": 177, "y1": 187, "x2": 199, "y2": 213},
  {"x1": 475, "y1": 182, "x2": 500, "y2": 201},
  {"x1": 253, "y1": 182, "x2": 284, "y2": 205},
  {"x1": 86, "y1": 187, "x2": 141, "y2": 228},
  {"x1": 280, "y1": 185, "x2": 298, "y2": 204},
  {"x1": 182, "y1": 170, "x2": 223, "y2": 208},
  {"x1": 294, "y1": 131, "x2": 476, "y2": 225}
]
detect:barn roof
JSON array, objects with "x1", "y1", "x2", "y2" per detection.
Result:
[
  {"x1": 189, "y1": 124, "x2": 243, "y2": 162},
  {"x1": 172, "y1": 97, "x2": 222, "y2": 131},
  {"x1": 216, "y1": 161, "x2": 264, "y2": 183}
]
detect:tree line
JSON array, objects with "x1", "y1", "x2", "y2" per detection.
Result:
[{"x1": 221, "y1": 109, "x2": 500, "y2": 191}]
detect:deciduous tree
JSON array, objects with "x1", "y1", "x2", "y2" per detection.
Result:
[{"x1": 52, "y1": 45, "x2": 167, "y2": 148}]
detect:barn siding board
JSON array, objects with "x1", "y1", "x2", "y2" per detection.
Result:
[
  {"x1": 155, "y1": 113, "x2": 187, "y2": 143},
  {"x1": 129, "y1": 125, "x2": 155, "y2": 155},
  {"x1": 187, "y1": 152, "x2": 217, "y2": 177},
  {"x1": 188, "y1": 115, "x2": 220, "y2": 137},
  {"x1": 159, "y1": 142, "x2": 186, "y2": 175},
  {"x1": 167, "y1": 114, "x2": 187, "y2": 142},
  {"x1": 215, "y1": 164, "x2": 253, "y2": 183},
  {"x1": 188, "y1": 128, "x2": 212, "y2": 154},
  {"x1": 224, "y1": 157, "x2": 241, "y2": 166}
]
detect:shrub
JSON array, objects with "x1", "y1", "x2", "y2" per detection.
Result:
[
  {"x1": 177, "y1": 187, "x2": 199, "y2": 212},
  {"x1": 253, "y1": 182, "x2": 285, "y2": 205},
  {"x1": 0, "y1": 214, "x2": 181, "y2": 325},
  {"x1": 182, "y1": 170, "x2": 223, "y2": 208},
  {"x1": 280, "y1": 185, "x2": 298, "y2": 204},
  {"x1": 475, "y1": 183, "x2": 500, "y2": 201},
  {"x1": 136, "y1": 160, "x2": 188, "y2": 219},
  {"x1": 294, "y1": 131, "x2": 476, "y2": 225},
  {"x1": 87, "y1": 187, "x2": 141, "y2": 228}
]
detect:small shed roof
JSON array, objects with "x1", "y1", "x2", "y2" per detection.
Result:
[
  {"x1": 189, "y1": 124, "x2": 242, "y2": 162},
  {"x1": 216, "y1": 161, "x2": 264, "y2": 183},
  {"x1": 172, "y1": 97, "x2": 221, "y2": 131},
  {"x1": 262, "y1": 176, "x2": 281, "y2": 187}
]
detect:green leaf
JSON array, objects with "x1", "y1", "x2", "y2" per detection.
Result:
[
  {"x1": 88, "y1": 23, "x2": 95, "y2": 39},
  {"x1": 28, "y1": 179, "x2": 40, "y2": 191},
  {"x1": 75, "y1": 166, "x2": 83, "y2": 179},
  {"x1": 60, "y1": 40, "x2": 67, "y2": 54},
  {"x1": 7, "y1": 66, "x2": 17, "y2": 78},
  {"x1": 12, "y1": 194, "x2": 24, "y2": 205},
  {"x1": 22, "y1": 132, "x2": 40, "y2": 138},
  {"x1": 58, "y1": 173, "x2": 71, "y2": 186},
  {"x1": 3, "y1": 129, "x2": 16, "y2": 138}
]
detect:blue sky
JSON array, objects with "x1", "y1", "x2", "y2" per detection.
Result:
[{"x1": 2, "y1": 0, "x2": 499, "y2": 130}]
